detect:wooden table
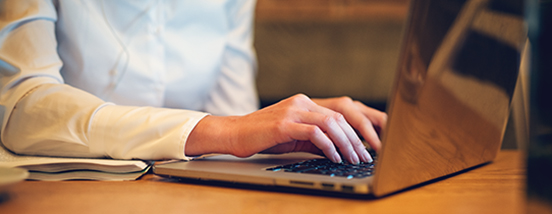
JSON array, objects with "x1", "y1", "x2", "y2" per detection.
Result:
[{"x1": 0, "y1": 150, "x2": 525, "y2": 214}]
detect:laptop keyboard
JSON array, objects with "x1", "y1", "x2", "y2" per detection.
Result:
[{"x1": 266, "y1": 150, "x2": 377, "y2": 179}]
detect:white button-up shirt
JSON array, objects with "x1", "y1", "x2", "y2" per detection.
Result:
[{"x1": 0, "y1": 0, "x2": 258, "y2": 160}]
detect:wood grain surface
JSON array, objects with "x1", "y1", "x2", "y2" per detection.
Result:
[{"x1": 0, "y1": 150, "x2": 525, "y2": 214}]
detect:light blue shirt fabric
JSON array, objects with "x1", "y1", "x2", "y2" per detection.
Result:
[{"x1": 0, "y1": 0, "x2": 259, "y2": 160}]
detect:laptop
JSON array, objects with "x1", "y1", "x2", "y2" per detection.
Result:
[{"x1": 153, "y1": 0, "x2": 525, "y2": 197}]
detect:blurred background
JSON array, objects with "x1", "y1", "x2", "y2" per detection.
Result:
[
  {"x1": 252, "y1": 0, "x2": 522, "y2": 150},
  {"x1": 254, "y1": 0, "x2": 407, "y2": 111}
]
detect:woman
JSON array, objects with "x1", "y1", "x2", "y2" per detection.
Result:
[{"x1": 0, "y1": 0, "x2": 386, "y2": 164}]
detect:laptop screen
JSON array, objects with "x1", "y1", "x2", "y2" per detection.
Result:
[{"x1": 372, "y1": 0, "x2": 525, "y2": 196}]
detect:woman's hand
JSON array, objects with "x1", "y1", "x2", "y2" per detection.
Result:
[
  {"x1": 185, "y1": 94, "x2": 387, "y2": 164},
  {"x1": 311, "y1": 96, "x2": 387, "y2": 152}
]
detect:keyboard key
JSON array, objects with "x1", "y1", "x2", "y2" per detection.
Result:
[{"x1": 266, "y1": 154, "x2": 377, "y2": 179}]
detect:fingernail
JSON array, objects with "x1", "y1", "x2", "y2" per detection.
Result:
[
  {"x1": 333, "y1": 153, "x2": 342, "y2": 163},
  {"x1": 363, "y1": 150, "x2": 374, "y2": 163},
  {"x1": 351, "y1": 152, "x2": 360, "y2": 164}
]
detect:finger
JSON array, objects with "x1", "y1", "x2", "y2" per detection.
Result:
[
  {"x1": 331, "y1": 112, "x2": 373, "y2": 163},
  {"x1": 285, "y1": 122, "x2": 342, "y2": 163},
  {"x1": 340, "y1": 105, "x2": 382, "y2": 152},
  {"x1": 354, "y1": 101, "x2": 388, "y2": 130},
  {"x1": 299, "y1": 109, "x2": 362, "y2": 164},
  {"x1": 285, "y1": 95, "x2": 367, "y2": 163},
  {"x1": 324, "y1": 102, "x2": 376, "y2": 161},
  {"x1": 353, "y1": 101, "x2": 388, "y2": 151},
  {"x1": 357, "y1": 118, "x2": 382, "y2": 152},
  {"x1": 312, "y1": 97, "x2": 376, "y2": 161},
  {"x1": 333, "y1": 100, "x2": 383, "y2": 151}
]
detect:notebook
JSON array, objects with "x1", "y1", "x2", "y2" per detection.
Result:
[
  {"x1": 153, "y1": 0, "x2": 525, "y2": 197},
  {"x1": 0, "y1": 144, "x2": 151, "y2": 181}
]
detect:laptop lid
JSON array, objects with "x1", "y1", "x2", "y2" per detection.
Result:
[{"x1": 372, "y1": 0, "x2": 524, "y2": 196}]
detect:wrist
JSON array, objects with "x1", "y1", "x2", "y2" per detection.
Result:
[{"x1": 185, "y1": 115, "x2": 238, "y2": 156}]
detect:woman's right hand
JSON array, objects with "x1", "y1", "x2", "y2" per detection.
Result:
[{"x1": 185, "y1": 94, "x2": 385, "y2": 164}]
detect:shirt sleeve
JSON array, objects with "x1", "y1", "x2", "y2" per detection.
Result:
[
  {"x1": 202, "y1": 0, "x2": 260, "y2": 116},
  {"x1": 0, "y1": 0, "x2": 207, "y2": 160}
]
